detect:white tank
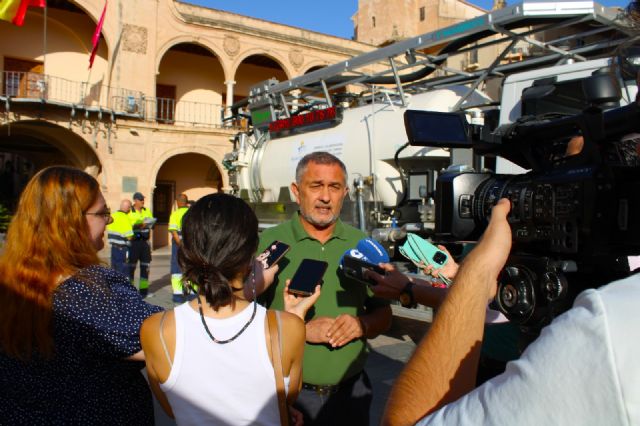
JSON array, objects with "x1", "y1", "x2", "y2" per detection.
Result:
[{"x1": 234, "y1": 86, "x2": 491, "y2": 207}]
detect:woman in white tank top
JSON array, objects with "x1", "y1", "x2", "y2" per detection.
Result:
[{"x1": 140, "y1": 194, "x2": 316, "y2": 425}]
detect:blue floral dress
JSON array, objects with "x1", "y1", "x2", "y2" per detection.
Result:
[{"x1": 0, "y1": 265, "x2": 163, "y2": 425}]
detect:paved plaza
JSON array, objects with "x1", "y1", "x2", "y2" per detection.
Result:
[{"x1": 100, "y1": 246, "x2": 434, "y2": 425}]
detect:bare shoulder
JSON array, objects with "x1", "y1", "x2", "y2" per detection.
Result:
[
  {"x1": 279, "y1": 311, "x2": 305, "y2": 341},
  {"x1": 141, "y1": 310, "x2": 162, "y2": 332},
  {"x1": 141, "y1": 310, "x2": 173, "y2": 343}
]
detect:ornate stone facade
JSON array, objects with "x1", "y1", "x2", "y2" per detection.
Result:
[
  {"x1": 0, "y1": 0, "x2": 373, "y2": 247},
  {"x1": 122, "y1": 24, "x2": 148, "y2": 54}
]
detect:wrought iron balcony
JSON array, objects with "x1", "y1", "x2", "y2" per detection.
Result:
[{"x1": 0, "y1": 71, "x2": 229, "y2": 129}]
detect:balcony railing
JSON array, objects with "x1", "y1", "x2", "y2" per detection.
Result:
[{"x1": 1, "y1": 71, "x2": 228, "y2": 129}]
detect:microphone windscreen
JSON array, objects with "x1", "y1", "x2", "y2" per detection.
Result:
[
  {"x1": 339, "y1": 248, "x2": 370, "y2": 268},
  {"x1": 356, "y1": 238, "x2": 390, "y2": 264}
]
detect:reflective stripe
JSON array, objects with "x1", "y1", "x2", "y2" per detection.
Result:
[
  {"x1": 107, "y1": 211, "x2": 134, "y2": 245},
  {"x1": 108, "y1": 233, "x2": 131, "y2": 246},
  {"x1": 168, "y1": 207, "x2": 189, "y2": 234}
]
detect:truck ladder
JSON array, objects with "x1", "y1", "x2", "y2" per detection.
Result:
[{"x1": 236, "y1": 0, "x2": 634, "y2": 118}]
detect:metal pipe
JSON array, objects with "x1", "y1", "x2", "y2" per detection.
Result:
[{"x1": 354, "y1": 175, "x2": 367, "y2": 233}]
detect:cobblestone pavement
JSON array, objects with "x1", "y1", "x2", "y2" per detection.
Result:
[{"x1": 100, "y1": 247, "x2": 432, "y2": 426}]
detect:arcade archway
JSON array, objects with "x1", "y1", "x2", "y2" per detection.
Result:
[
  {"x1": 0, "y1": 121, "x2": 101, "y2": 212},
  {"x1": 152, "y1": 152, "x2": 222, "y2": 248}
]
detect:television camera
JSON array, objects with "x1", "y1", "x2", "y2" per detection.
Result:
[{"x1": 404, "y1": 67, "x2": 640, "y2": 332}]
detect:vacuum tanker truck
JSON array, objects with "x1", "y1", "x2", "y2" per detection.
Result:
[{"x1": 223, "y1": 0, "x2": 635, "y2": 252}]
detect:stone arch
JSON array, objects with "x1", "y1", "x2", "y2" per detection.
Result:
[
  {"x1": 302, "y1": 63, "x2": 328, "y2": 75},
  {"x1": 231, "y1": 50, "x2": 292, "y2": 103},
  {"x1": 0, "y1": 120, "x2": 102, "y2": 209},
  {"x1": 68, "y1": 0, "x2": 113, "y2": 58},
  {"x1": 149, "y1": 147, "x2": 225, "y2": 247},
  {"x1": 231, "y1": 48, "x2": 293, "y2": 81},
  {"x1": 150, "y1": 146, "x2": 225, "y2": 193},
  {"x1": 155, "y1": 37, "x2": 231, "y2": 81},
  {"x1": 0, "y1": 120, "x2": 102, "y2": 170}
]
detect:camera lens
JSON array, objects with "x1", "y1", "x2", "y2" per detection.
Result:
[{"x1": 432, "y1": 252, "x2": 447, "y2": 265}]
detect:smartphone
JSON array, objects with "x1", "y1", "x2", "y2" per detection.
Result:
[
  {"x1": 341, "y1": 255, "x2": 385, "y2": 286},
  {"x1": 401, "y1": 233, "x2": 449, "y2": 268},
  {"x1": 287, "y1": 259, "x2": 328, "y2": 297},
  {"x1": 258, "y1": 240, "x2": 291, "y2": 269}
]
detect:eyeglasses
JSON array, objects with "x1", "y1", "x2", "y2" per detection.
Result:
[{"x1": 85, "y1": 208, "x2": 114, "y2": 224}]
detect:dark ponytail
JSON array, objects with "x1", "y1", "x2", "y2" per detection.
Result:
[{"x1": 178, "y1": 193, "x2": 259, "y2": 310}]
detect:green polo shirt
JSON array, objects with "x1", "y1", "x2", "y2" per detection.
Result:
[{"x1": 258, "y1": 212, "x2": 390, "y2": 385}]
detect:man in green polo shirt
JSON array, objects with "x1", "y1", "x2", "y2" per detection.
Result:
[{"x1": 258, "y1": 151, "x2": 392, "y2": 425}]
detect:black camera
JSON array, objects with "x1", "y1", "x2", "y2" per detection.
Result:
[{"x1": 404, "y1": 69, "x2": 640, "y2": 330}]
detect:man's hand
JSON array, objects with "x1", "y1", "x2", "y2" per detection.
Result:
[
  {"x1": 305, "y1": 317, "x2": 335, "y2": 344},
  {"x1": 327, "y1": 314, "x2": 364, "y2": 348},
  {"x1": 283, "y1": 279, "x2": 321, "y2": 320}
]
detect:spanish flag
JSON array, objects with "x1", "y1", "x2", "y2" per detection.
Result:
[{"x1": 0, "y1": 0, "x2": 46, "y2": 26}]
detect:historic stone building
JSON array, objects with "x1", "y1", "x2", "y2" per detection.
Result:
[
  {"x1": 0, "y1": 0, "x2": 373, "y2": 247},
  {"x1": 353, "y1": 0, "x2": 488, "y2": 46},
  {"x1": 0, "y1": 0, "x2": 512, "y2": 248},
  {"x1": 352, "y1": 0, "x2": 512, "y2": 78}
]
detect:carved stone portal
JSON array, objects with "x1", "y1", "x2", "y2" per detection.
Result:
[{"x1": 123, "y1": 24, "x2": 148, "y2": 54}]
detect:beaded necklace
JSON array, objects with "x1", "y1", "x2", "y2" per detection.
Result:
[{"x1": 196, "y1": 271, "x2": 257, "y2": 345}]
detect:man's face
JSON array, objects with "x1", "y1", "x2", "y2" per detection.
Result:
[
  {"x1": 133, "y1": 198, "x2": 144, "y2": 210},
  {"x1": 291, "y1": 161, "x2": 348, "y2": 229}
]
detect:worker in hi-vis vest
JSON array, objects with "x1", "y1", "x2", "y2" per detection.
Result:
[
  {"x1": 106, "y1": 199, "x2": 134, "y2": 277},
  {"x1": 128, "y1": 192, "x2": 155, "y2": 297},
  {"x1": 168, "y1": 193, "x2": 189, "y2": 303}
]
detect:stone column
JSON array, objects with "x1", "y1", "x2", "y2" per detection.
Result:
[{"x1": 224, "y1": 80, "x2": 236, "y2": 127}]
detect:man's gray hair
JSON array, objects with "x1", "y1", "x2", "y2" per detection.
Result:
[{"x1": 295, "y1": 151, "x2": 347, "y2": 184}]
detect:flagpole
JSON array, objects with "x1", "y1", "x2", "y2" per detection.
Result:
[{"x1": 42, "y1": 3, "x2": 47, "y2": 73}]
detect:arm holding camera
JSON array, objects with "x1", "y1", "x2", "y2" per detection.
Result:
[{"x1": 383, "y1": 198, "x2": 512, "y2": 426}]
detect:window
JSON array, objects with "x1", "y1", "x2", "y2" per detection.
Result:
[
  {"x1": 420, "y1": 7, "x2": 426, "y2": 21},
  {"x1": 153, "y1": 181, "x2": 175, "y2": 225},
  {"x1": 155, "y1": 84, "x2": 176, "y2": 124},
  {"x1": 372, "y1": 16, "x2": 376, "y2": 27},
  {"x1": 3, "y1": 57, "x2": 44, "y2": 98}
]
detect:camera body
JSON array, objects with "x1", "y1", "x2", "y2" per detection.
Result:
[{"x1": 404, "y1": 66, "x2": 640, "y2": 329}]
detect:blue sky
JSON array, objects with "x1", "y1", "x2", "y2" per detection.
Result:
[{"x1": 184, "y1": 0, "x2": 628, "y2": 39}]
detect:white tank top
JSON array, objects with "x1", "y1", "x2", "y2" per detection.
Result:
[{"x1": 160, "y1": 302, "x2": 289, "y2": 426}]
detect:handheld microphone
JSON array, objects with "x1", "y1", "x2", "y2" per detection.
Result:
[
  {"x1": 339, "y1": 239, "x2": 389, "y2": 285},
  {"x1": 356, "y1": 238, "x2": 390, "y2": 264},
  {"x1": 339, "y1": 248, "x2": 369, "y2": 267}
]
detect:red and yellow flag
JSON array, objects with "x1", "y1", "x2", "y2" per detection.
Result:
[{"x1": 0, "y1": 0, "x2": 45, "y2": 26}]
